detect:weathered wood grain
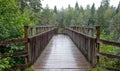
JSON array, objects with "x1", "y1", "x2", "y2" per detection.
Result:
[{"x1": 34, "y1": 34, "x2": 91, "y2": 71}]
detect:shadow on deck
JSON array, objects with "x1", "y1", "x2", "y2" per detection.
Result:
[{"x1": 34, "y1": 34, "x2": 91, "y2": 71}]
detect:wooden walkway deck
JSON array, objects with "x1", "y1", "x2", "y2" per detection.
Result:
[{"x1": 34, "y1": 34, "x2": 91, "y2": 71}]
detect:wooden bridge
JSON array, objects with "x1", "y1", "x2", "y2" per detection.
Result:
[{"x1": 0, "y1": 26, "x2": 120, "y2": 71}]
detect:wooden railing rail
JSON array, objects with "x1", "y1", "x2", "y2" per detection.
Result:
[
  {"x1": 69, "y1": 26, "x2": 95, "y2": 36},
  {"x1": 65, "y1": 27, "x2": 97, "y2": 66},
  {"x1": 28, "y1": 26, "x2": 56, "y2": 36},
  {"x1": 1, "y1": 25, "x2": 119, "y2": 70},
  {"x1": 99, "y1": 39, "x2": 120, "y2": 47},
  {"x1": 65, "y1": 26, "x2": 120, "y2": 70},
  {"x1": 27, "y1": 27, "x2": 58, "y2": 67},
  {"x1": 1, "y1": 51, "x2": 28, "y2": 58},
  {"x1": 0, "y1": 26, "x2": 58, "y2": 69},
  {"x1": 97, "y1": 39, "x2": 120, "y2": 70},
  {"x1": 97, "y1": 39, "x2": 120, "y2": 58},
  {"x1": 0, "y1": 38, "x2": 27, "y2": 58},
  {"x1": 0, "y1": 39, "x2": 27, "y2": 46},
  {"x1": 97, "y1": 39, "x2": 120, "y2": 60}
]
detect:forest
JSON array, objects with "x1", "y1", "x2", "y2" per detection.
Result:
[{"x1": 0, "y1": 0, "x2": 120, "y2": 71}]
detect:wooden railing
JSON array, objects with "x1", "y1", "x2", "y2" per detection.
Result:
[
  {"x1": 27, "y1": 26, "x2": 58, "y2": 67},
  {"x1": 28, "y1": 26, "x2": 56, "y2": 36},
  {"x1": 69, "y1": 26, "x2": 94, "y2": 36},
  {"x1": 0, "y1": 26, "x2": 58, "y2": 69},
  {"x1": 65, "y1": 26, "x2": 120, "y2": 70},
  {"x1": 97, "y1": 39, "x2": 120, "y2": 70},
  {"x1": 0, "y1": 39, "x2": 28, "y2": 58},
  {"x1": 65, "y1": 26, "x2": 97, "y2": 66},
  {"x1": 0, "y1": 25, "x2": 120, "y2": 70}
]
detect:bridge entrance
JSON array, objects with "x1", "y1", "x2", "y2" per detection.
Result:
[
  {"x1": 0, "y1": 26, "x2": 120, "y2": 71},
  {"x1": 34, "y1": 34, "x2": 91, "y2": 71}
]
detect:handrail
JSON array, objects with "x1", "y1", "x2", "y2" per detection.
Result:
[
  {"x1": 65, "y1": 27, "x2": 95, "y2": 39},
  {"x1": 65, "y1": 26, "x2": 120, "y2": 70},
  {"x1": 0, "y1": 26, "x2": 58, "y2": 69},
  {"x1": 1, "y1": 51, "x2": 28, "y2": 58},
  {"x1": 28, "y1": 27, "x2": 57, "y2": 38},
  {"x1": 69, "y1": 26, "x2": 95, "y2": 29},
  {"x1": 97, "y1": 52, "x2": 120, "y2": 59},
  {"x1": 99, "y1": 39, "x2": 120, "y2": 47},
  {"x1": 0, "y1": 38, "x2": 27, "y2": 46},
  {"x1": 1, "y1": 25, "x2": 120, "y2": 70},
  {"x1": 27, "y1": 26, "x2": 57, "y2": 37},
  {"x1": 69, "y1": 26, "x2": 95, "y2": 36},
  {"x1": 27, "y1": 27, "x2": 58, "y2": 67},
  {"x1": 97, "y1": 39, "x2": 120, "y2": 70},
  {"x1": 65, "y1": 27, "x2": 96, "y2": 66}
]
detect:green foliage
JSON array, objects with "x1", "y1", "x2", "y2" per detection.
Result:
[
  {"x1": 0, "y1": 0, "x2": 120, "y2": 70},
  {"x1": 0, "y1": 0, "x2": 41, "y2": 70},
  {"x1": 100, "y1": 43, "x2": 120, "y2": 68},
  {"x1": 99, "y1": 31, "x2": 120, "y2": 68},
  {"x1": 0, "y1": 49, "x2": 15, "y2": 71},
  {"x1": 14, "y1": 67, "x2": 34, "y2": 71},
  {"x1": 0, "y1": 57, "x2": 12, "y2": 71},
  {"x1": 40, "y1": 5, "x2": 53, "y2": 25},
  {"x1": 91, "y1": 67, "x2": 108, "y2": 71},
  {"x1": 98, "y1": 57, "x2": 120, "y2": 68},
  {"x1": 23, "y1": 66, "x2": 34, "y2": 71},
  {"x1": 0, "y1": 0, "x2": 21, "y2": 40},
  {"x1": 100, "y1": 45, "x2": 116, "y2": 54}
]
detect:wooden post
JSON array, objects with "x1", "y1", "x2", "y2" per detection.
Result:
[
  {"x1": 24, "y1": 26, "x2": 29, "y2": 64},
  {"x1": 96, "y1": 26, "x2": 100, "y2": 64}
]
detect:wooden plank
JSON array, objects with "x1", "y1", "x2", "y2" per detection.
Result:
[
  {"x1": 35, "y1": 69, "x2": 90, "y2": 71},
  {"x1": 0, "y1": 39, "x2": 27, "y2": 46},
  {"x1": 97, "y1": 52, "x2": 120, "y2": 59},
  {"x1": 12, "y1": 51, "x2": 28, "y2": 57},
  {"x1": 1, "y1": 51, "x2": 28, "y2": 58},
  {"x1": 65, "y1": 27, "x2": 95, "y2": 39},
  {"x1": 99, "y1": 39, "x2": 120, "y2": 47},
  {"x1": 105, "y1": 67, "x2": 120, "y2": 71},
  {"x1": 33, "y1": 34, "x2": 91, "y2": 70},
  {"x1": 69, "y1": 26, "x2": 94, "y2": 30}
]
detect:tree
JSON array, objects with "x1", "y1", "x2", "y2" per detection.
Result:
[
  {"x1": 88, "y1": 3, "x2": 96, "y2": 26},
  {"x1": 113, "y1": 2, "x2": 120, "y2": 41},
  {"x1": 16, "y1": 0, "x2": 42, "y2": 13},
  {"x1": 29, "y1": 0, "x2": 42, "y2": 12},
  {"x1": 40, "y1": 5, "x2": 52, "y2": 25},
  {"x1": 54, "y1": 6, "x2": 57, "y2": 14},
  {"x1": 115, "y1": 2, "x2": 120, "y2": 15},
  {"x1": 97, "y1": 5, "x2": 104, "y2": 26},
  {"x1": 74, "y1": 2, "x2": 80, "y2": 25},
  {"x1": 75, "y1": 2, "x2": 79, "y2": 11},
  {"x1": 101, "y1": 0, "x2": 110, "y2": 10},
  {"x1": 57, "y1": 8, "x2": 65, "y2": 27},
  {"x1": 64, "y1": 4, "x2": 74, "y2": 25},
  {"x1": 82, "y1": 5, "x2": 91, "y2": 25},
  {"x1": 0, "y1": 0, "x2": 39, "y2": 70}
]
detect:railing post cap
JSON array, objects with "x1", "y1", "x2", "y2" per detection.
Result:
[{"x1": 24, "y1": 25, "x2": 29, "y2": 28}]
